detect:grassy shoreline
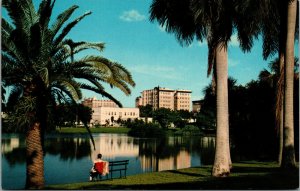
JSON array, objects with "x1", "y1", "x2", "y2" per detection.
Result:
[
  {"x1": 46, "y1": 161, "x2": 299, "y2": 190},
  {"x1": 53, "y1": 127, "x2": 209, "y2": 136},
  {"x1": 55, "y1": 127, "x2": 130, "y2": 134}
]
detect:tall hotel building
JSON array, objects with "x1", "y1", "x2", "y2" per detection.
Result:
[{"x1": 136, "y1": 86, "x2": 192, "y2": 111}]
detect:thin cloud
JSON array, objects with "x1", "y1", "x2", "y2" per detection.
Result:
[
  {"x1": 129, "y1": 64, "x2": 184, "y2": 80},
  {"x1": 228, "y1": 58, "x2": 239, "y2": 67},
  {"x1": 120, "y1": 10, "x2": 145, "y2": 22}
]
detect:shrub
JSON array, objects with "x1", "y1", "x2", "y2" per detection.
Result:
[
  {"x1": 175, "y1": 125, "x2": 201, "y2": 136},
  {"x1": 127, "y1": 120, "x2": 165, "y2": 138}
]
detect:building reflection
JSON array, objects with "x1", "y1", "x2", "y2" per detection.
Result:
[
  {"x1": 2, "y1": 137, "x2": 21, "y2": 153},
  {"x1": 139, "y1": 149, "x2": 191, "y2": 172},
  {"x1": 90, "y1": 134, "x2": 139, "y2": 160}
]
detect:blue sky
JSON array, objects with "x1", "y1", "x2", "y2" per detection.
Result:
[{"x1": 4, "y1": 0, "x2": 299, "y2": 108}]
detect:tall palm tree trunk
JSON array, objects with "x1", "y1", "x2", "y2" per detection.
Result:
[
  {"x1": 25, "y1": 122, "x2": 45, "y2": 189},
  {"x1": 282, "y1": 0, "x2": 297, "y2": 168},
  {"x1": 212, "y1": 43, "x2": 231, "y2": 177},
  {"x1": 277, "y1": 52, "x2": 284, "y2": 165}
]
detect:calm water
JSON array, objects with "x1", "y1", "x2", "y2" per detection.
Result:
[{"x1": 1, "y1": 133, "x2": 215, "y2": 189}]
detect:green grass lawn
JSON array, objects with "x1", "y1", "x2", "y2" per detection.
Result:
[
  {"x1": 46, "y1": 161, "x2": 299, "y2": 190},
  {"x1": 55, "y1": 127, "x2": 130, "y2": 134}
]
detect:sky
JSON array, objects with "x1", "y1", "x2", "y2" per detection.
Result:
[{"x1": 3, "y1": 0, "x2": 299, "y2": 108}]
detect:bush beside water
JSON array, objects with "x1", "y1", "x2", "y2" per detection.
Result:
[
  {"x1": 127, "y1": 120, "x2": 166, "y2": 138},
  {"x1": 174, "y1": 125, "x2": 202, "y2": 136}
]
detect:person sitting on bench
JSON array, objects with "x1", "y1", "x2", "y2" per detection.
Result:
[{"x1": 89, "y1": 153, "x2": 109, "y2": 181}]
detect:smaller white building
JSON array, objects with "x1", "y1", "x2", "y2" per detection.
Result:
[{"x1": 91, "y1": 107, "x2": 139, "y2": 125}]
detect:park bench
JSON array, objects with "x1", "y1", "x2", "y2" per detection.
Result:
[
  {"x1": 106, "y1": 160, "x2": 129, "y2": 180},
  {"x1": 91, "y1": 159, "x2": 129, "y2": 181}
]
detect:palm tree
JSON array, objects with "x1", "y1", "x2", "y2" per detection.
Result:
[
  {"x1": 259, "y1": 0, "x2": 285, "y2": 165},
  {"x1": 149, "y1": 0, "x2": 260, "y2": 177},
  {"x1": 282, "y1": 0, "x2": 297, "y2": 168},
  {"x1": 259, "y1": 0, "x2": 298, "y2": 167},
  {"x1": 2, "y1": 0, "x2": 135, "y2": 188}
]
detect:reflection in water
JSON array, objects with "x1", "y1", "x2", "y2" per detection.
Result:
[
  {"x1": 2, "y1": 134, "x2": 216, "y2": 189},
  {"x1": 2, "y1": 137, "x2": 20, "y2": 153},
  {"x1": 2, "y1": 135, "x2": 26, "y2": 166},
  {"x1": 137, "y1": 137, "x2": 192, "y2": 172},
  {"x1": 91, "y1": 134, "x2": 138, "y2": 160},
  {"x1": 200, "y1": 136, "x2": 216, "y2": 165},
  {"x1": 45, "y1": 136, "x2": 91, "y2": 161}
]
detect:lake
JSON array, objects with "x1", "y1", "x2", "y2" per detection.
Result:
[{"x1": 1, "y1": 133, "x2": 216, "y2": 189}]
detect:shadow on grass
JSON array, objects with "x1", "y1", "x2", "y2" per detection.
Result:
[
  {"x1": 79, "y1": 175, "x2": 299, "y2": 190},
  {"x1": 231, "y1": 166, "x2": 277, "y2": 174},
  {"x1": 167, "y1": 170, "x2": 207, "y2": 177},
  {"x1": 76, "y1": 171, "x2": 299, "y2": 190},
  {"x1": 47, "y1": 164, "x2": 299, "y2": 190}
]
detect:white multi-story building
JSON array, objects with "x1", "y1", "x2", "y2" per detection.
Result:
[
  {"x1": 91, "y1": 107, "x2": 139, "y2": 125},
  {"x1": 82, "y1": 97, "x2": 139, "y2": 125}
]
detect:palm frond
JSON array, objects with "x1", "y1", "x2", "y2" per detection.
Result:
[
  {"x1": 38, "y1": 67, "x2": 49, "y2": 87},
  {"x1": 51, "y1": 5, "x2": 79, "y2": 37},
  {"x1": 68, "y1": 40, "x2": 105, "y2": 54},
  {"x1": 259, "y1": 69, "x2": 272, "y2": 81},
  {"x1": 21, "y1": 0, "x2": 38, "y2": 25},
  {"x1": 207, "y1": 44, "x2": 216, "y2": 77},
  {"x1": 50, "y1": 87, "x2": 70, "y2": 104},
  {"x1": 84, "y1": 78, "x2": 105, "y2": 90},
  {"x1": 109, "y1": 65, "x2": 133, "y2": 95},
  {"x1": 38, "y1": 0, "x2": 53, "y2": 30},
  {"x1": 52, "y1": 79, "x2": 82, "y2": 101},
  {"x1": 233, "y1": 0, "x2": 261, "y2": 52},
  {"x1": 53, "y1": 11, "x2": 91, "y2": 47},
  {"x1": 112, "y1": 63, "x2": 135, "y2": 87},
  {"x1": 9, "y1": 28, "x2": 30, "y2": 63},
  {"x1": 2, "y1": 18, "x2": 14, "y2": 36},
  {"x1": 79, "y1": 56, "x2": 135, "y2": 95},
  {"x1": 6, "y1": 85, "x2": 23, "y2": 111},
  {"x1": 80, "y1": 84, "x2": 123, "y2": 107},
  {"x1": 1, "y1": 52, "x2": 18, "y2": 68},
  {"x1": 2, "y1": 0, "x2": 31, "y2": 31},
  {"x1": 149, "y1": 0, "x2": 198, "y2": 46},
  {"x1": 61, "y1": 39, "x2": 105, "y2": 62},
  {"x1": 80, "y1": 55, "x2": 114, "y2": 76},
  {"x1": 1, "y1": 26, "x2": 26, "y2": 64}
]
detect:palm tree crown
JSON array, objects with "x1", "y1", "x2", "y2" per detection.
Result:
[{"x1": 2, "y1": 0, "x2": 135, "y2": 129}]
